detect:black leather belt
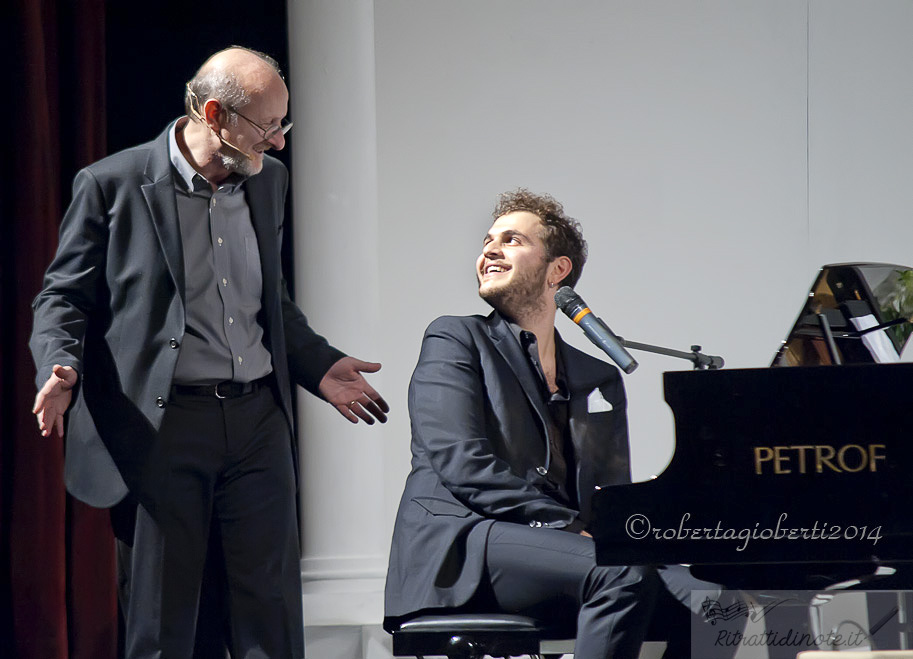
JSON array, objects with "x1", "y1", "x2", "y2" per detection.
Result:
[{"x1": 171, "y1": 376, "x2": 268, "y2": 399}]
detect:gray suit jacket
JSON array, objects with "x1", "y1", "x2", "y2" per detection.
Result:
[
  {"x1": 30, "y1": 123, "x2": 344, "y2": 511},
  {"x1": 383, "y1": 311, "x2": 631, "y2": 627}
]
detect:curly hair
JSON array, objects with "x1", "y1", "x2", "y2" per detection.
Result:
[{"x1": 493, "y1": 188, "x2": 588, "y2": 288}]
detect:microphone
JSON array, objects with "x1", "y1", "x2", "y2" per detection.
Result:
[
  {"x1": 554, "y1": 286, "x2": 639, "y2": 374},
  {"x1": 184, "y1": 88, "x2": 255, "y2": 162},
  {"x1": 215, "y1": 133, "x2": 255, "y2": 161}
]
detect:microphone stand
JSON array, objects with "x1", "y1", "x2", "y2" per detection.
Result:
[{"x1": 605, "y1": 321, "x2": 724, "y2": 370}]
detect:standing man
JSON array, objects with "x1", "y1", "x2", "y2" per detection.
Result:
[
  {"x1": 30, "y1": 46, "x2": 387, "y2": 658},
  {"x1": 384, "y1": 189, "x2": 725, "y2": 658}
]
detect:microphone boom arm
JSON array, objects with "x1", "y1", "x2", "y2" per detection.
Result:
[{"x1": 607, "y1": 321, "x2": 724, "y2": 370}]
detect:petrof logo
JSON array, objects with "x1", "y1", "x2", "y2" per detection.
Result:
[{"x1": 753, "y1": 444, "x2": 886, "y2": 475}]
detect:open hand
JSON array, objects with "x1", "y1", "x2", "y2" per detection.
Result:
[
  {"x1": 318, "y1": 357, "x2": 389, "y2": 425},
  {"x1": 32, "y1": 365, "x2": 78, "y2": 438}
]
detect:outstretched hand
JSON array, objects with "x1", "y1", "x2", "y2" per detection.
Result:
[
  {"x1": 32, "y1": 364, "x2": 78, "y2": 439},
  {"x1": 318, "y1": 357, "x2": 389, "y2": 425}
]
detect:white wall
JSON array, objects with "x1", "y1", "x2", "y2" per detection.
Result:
[
  {"x1": 372, "y1": 0, "x2": 913, "y2": 487},
  {"x1": 288, "y1": 0, "x2": 913, "y2": 640},
  {"x1": 808, "y1": 0, "x2": 913, "y2": 266},
  {"x1": 373, "y1": 0, "x2": 811, "y2": 489}
]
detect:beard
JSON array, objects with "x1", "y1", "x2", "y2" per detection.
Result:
[
  {"x1": 219, "y1": 150, "x2": 261, "y2": 178},
  {"x1": 478, "y1": 263, "x2": 549, "y2": 320}
]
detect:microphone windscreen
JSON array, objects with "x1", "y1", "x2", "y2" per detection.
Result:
[{"x1": 554, "y1": 286, "x2": 579, "y2": 314}]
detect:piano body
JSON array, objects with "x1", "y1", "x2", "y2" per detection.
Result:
[{"x1": 591, "y1": 264, "x2": 913, "y2": 586}]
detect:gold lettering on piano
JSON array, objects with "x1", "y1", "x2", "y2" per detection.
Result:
[{"x1": 753, "y1": 444, "x2": 885, "y2": 475}]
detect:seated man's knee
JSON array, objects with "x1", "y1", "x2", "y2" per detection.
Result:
[{"x1": 584, "y1": 564, "x2": 661, "y2": 601}]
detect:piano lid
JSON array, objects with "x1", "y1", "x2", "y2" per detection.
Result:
[{"x1": 772, "y1": 263, "x2": 913, "y2": 367}]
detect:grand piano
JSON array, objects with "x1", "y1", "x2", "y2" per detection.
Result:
[{"x1": 591, "y1": 263, "x2": 913, "y2": 588}]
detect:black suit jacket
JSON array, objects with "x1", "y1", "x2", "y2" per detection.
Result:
[
  {"x1": 30, "y1": 123, "x2": 344, "y2": 511},
  {"x1": 384, "y1": 312, "x2": 631, "y2": 627}
]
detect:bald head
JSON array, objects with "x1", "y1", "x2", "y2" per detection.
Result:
[
  {"x1": 185, "y1": 46, "x2": 284, "y2": 119},
  {"x1": 198, "y1": 47, "x2": 281, "y2": 93}
]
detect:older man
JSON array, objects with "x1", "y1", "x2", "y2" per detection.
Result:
[{"x1": 31, "y1": 46, "x2": 387, "y2": 658}]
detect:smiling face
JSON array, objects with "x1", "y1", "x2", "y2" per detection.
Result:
[
  {"x1": 477, "y1": 211, "x2": 553, "y2": 319},
  {"x1": 218, "y1": 73, "x2": 289, "y2": 177}
]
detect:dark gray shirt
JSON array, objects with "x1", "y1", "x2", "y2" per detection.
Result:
[{"x1": 168, "y1": 119, "x2": 273, "y2": 384}]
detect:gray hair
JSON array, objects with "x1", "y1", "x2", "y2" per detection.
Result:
[{"x1": 185, "y1": 71, "x2": 248, "y2": 126}]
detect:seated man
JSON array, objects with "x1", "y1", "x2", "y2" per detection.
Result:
[{"x1": 384, "y1": 188, "x2": 721, "y2": 659}]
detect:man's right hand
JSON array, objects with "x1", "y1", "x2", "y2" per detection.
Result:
[{"x1": 32, "y1": 365, "x2": 78, "y2": 439}]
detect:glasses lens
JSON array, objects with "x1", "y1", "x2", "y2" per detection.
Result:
[{"x1": 265, "y1": 120, "x2": 293, "y2": 140}]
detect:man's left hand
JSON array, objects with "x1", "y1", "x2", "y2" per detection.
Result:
[{"x1": 319, "y1": 357, "x2": 390, "y2": 425}]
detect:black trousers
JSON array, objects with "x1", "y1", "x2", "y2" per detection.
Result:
[
  {"x1": 481, "y1": 522, "x2": 659, "y2": 659},
  {"x1": 118, "y1": 383, "x2": 304, "y2": 659},
  {"x1": 481, "y1": 522, "x2": 739, "y2": 659}
]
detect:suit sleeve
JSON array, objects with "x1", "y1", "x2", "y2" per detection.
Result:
[
  {"x1": 30, "y1": 168, "x2": 109, "y2": 388},
  {"x1": 268, "y1": 167, "x2": 346, "y2": 395},
  {"x1": 409, "y1": 317, "x2": 580, "y2": 528},
  {"x1": 280, "y1": 280, "x2": 346, "y2": 395}
]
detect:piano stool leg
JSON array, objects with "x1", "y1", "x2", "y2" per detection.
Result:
[
  {"x1": 862, "y1": 591, "x2": 912, "y2": 650},
  {"x1": 896, "y1": 591, "x2": 913, "y2": 650}
]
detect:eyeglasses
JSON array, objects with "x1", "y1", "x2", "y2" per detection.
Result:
[
  {"x1": 227, "y1": 106, "x2": 293, "y2": 142},
  {"x1": 185, "y1": 83, "x2": 292, "y2": 142}
]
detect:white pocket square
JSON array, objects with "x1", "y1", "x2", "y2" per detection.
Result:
[{"x1": 587, "y1": 387, "x2": 614, "y2": 413}]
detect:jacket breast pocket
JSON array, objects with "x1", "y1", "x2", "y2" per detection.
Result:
[
  {"x1": 587, "y1": 386, "x2": 615, "y2": 414},
  {"x1": 412, "y1": 497, "x2": 471, "y2": 518}
]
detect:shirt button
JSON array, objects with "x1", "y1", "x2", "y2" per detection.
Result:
[
  {"x1": 155, "y1": 396, "x2": 166, "y2": 408},
  {"x1": 228, "y1": 317, "x2": 234, "y2": 325},
  {"x1": 169, "y1": 338, "x2": 179, "y2": 349},
  {"x1": 238, "y1": 356, "x2": 243, "y2": 364},
  {"x1": 218, "y1": 237, "x2": 223, "y2": 246},
  {"x1": 212, "y1": 198, "x2": 217, "y2": 206},
  {"x1": 222, "y1": 278, "x2": 228, "y2": 286},
  {"x1": 536, "y1": 466, "x2": 548, "y2": 476}
]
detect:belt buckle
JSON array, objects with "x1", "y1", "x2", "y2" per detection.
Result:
[{"x1": 214, "y1": 383, "x2": 227, "y2": 399}]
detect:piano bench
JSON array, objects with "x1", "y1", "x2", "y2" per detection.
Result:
[{"x1": 390, "y1": 613, "x2": 569, "y2": 659}]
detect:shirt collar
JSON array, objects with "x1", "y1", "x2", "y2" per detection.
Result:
[
  {"x1": 169, "y1": 117, "x2": 247, "y2": 193},
  {"x1": 504, "y1": 319, "x2": 551, "y2": 357},
  {"x1": 506, "y1": 318, "x2": 532, "y2": 347},
  {"x1": 505, "y1": 318, "x2": 569, "y2": 400}
]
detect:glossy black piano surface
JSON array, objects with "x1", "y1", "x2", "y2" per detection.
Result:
[
  {"x1": 773, "y1": 263, "x2": 913, "y2": 366},
  {"x1": 590, "y1": 363, "x2": 913, "y2": 575}
]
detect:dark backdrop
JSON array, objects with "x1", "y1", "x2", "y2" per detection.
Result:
[{"x1": 2, "y1": 2, "x2": 291, "y2": 657}]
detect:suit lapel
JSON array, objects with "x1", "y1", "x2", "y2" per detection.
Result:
[
  {"x1": 486, "y1": 313, "x2": 551, "y2": 442},
  {"x1": 562, "y1": 338, "x2": 605, "y2": 459},
  {"x1": 244, "y1": 166, "x2": 285, "y2": 368},
  {"x1": 142, "y1": 125, "x2": 185, "y2": 301},
  {"x1": 245, "y1": 171, "x2": 280, "y2": 296}
]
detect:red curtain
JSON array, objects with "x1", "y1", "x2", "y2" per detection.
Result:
[{"x1": 3, "y1": 1, "x2": 117, "y2": 657}]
